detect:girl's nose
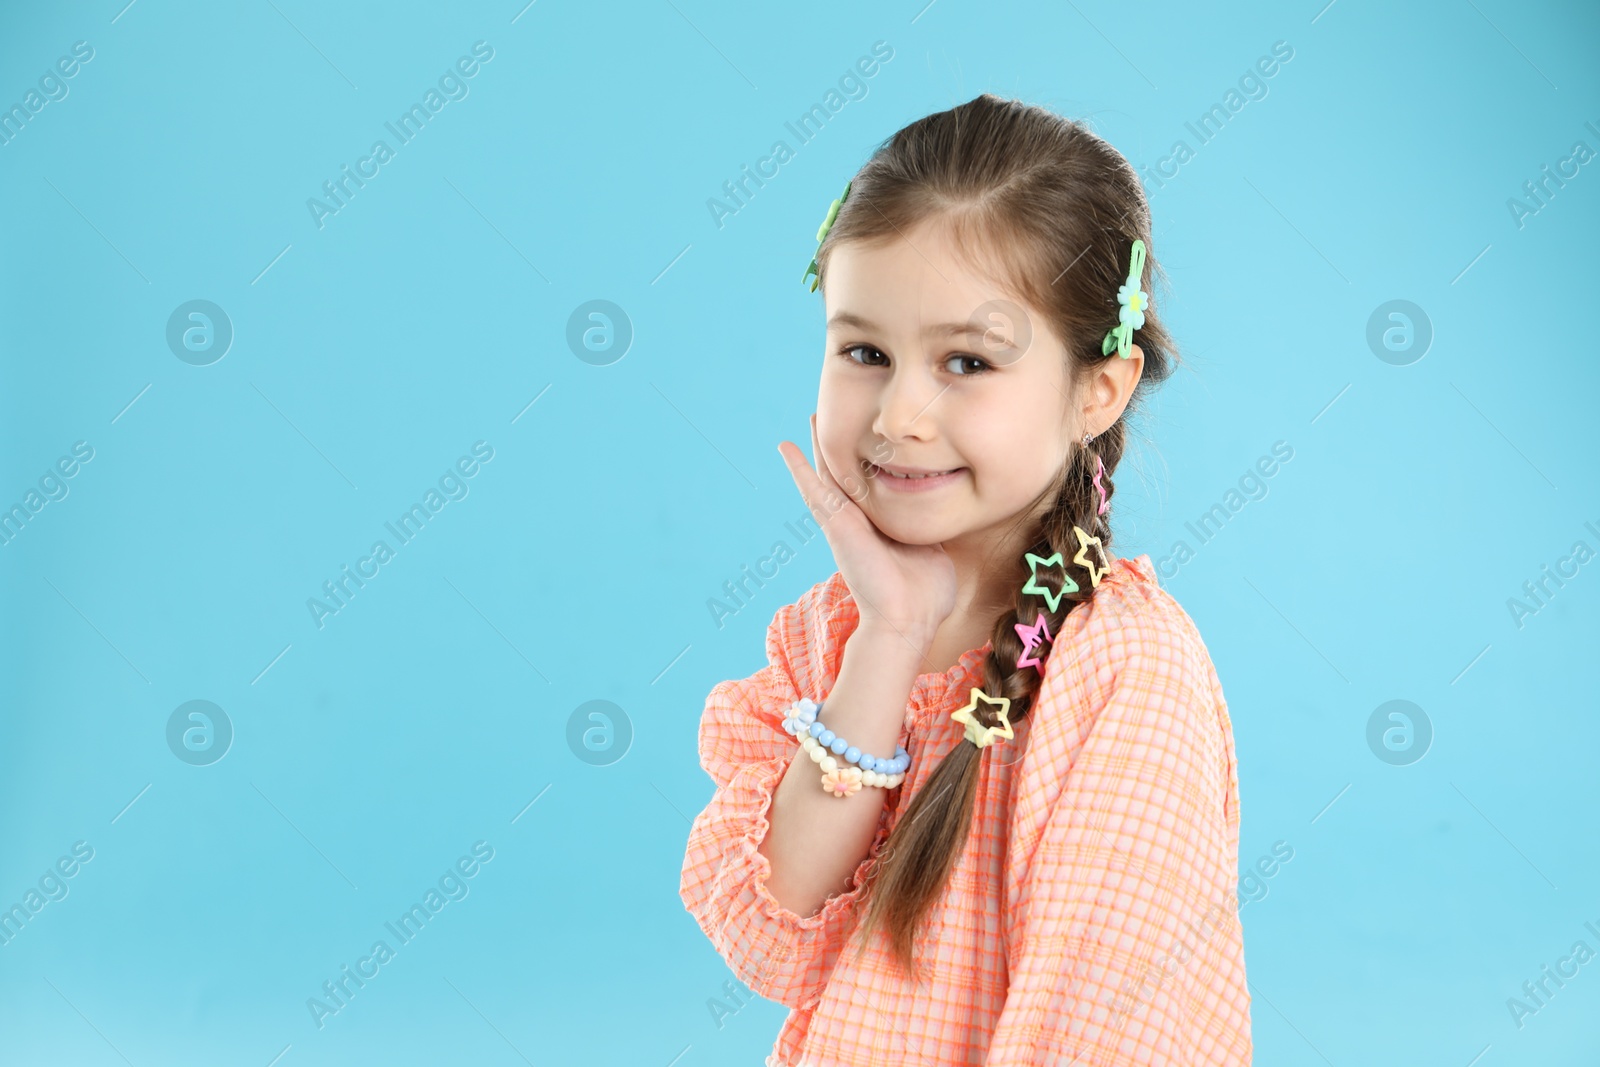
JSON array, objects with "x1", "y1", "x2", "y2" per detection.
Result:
[{"x1": 872, "y1": 367, "x2": 943, "y2": 442}]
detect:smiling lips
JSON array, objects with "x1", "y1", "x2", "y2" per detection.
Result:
[{"x1": 866, "y1": 462, "x2": 966, "y2": 492}]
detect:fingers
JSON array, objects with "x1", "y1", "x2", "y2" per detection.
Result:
[
  {"x1": 808, "y1": 413, "x2": 843, "y2": 501},
  {"x1": 777, "y1": 439, "x2": 841, "y2": 522},
  {"x1": 808, "y1": 413, "x2": 871, "y2": 506},
  {"x1": 778, "y1": 420, "x2": 852, "y2": 530}
]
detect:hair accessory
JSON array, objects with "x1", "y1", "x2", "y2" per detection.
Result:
[
  {"x1": 1100, "y1": 238, "x2": 1148, "y2": 359},
  {"x1": 782, "y1": 697, "x2": 909, "y2": 797},
  {"x1": 1092, "y1": 454, "x2": 1109, "y2": 516},
  {"x1": 1023, "y1": 551, "x2": 1078, "y2": 612},
  {"x1": 951, "y1": 687, "x2": 1015, "y2": 749},
  {"x1": 1014, "y1": 614, "x2": 1054, "y2": 674},
  {"x1": 802, "y1": 179, "x2": 853, "y2": 293},
  {"x1": 1072, "y1": 525, "x2": 1111, "y2": 587}
]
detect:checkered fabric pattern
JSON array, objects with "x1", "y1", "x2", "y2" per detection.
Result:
[{"x1": 680, "y1": 555, "x2": 1252, "y2": 1066}]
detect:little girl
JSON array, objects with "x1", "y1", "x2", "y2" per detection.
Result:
[{"x1": 680, "y1": 94, "x2": 1250, "y2": 1066}]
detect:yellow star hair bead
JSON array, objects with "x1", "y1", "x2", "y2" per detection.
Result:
[
  {"x1": 951, "y1": 687, "x2": 1015, "y2": 749},
  {"x1": 1072, "y1": 525, "x2": 1111, "y2": 587}
]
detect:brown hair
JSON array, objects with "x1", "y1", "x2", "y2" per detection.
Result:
[{"x1": 812, "y1": 93, "x2": 1180, "y2": 981}]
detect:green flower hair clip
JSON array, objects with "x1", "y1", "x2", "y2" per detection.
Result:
[
  {"x1": 802, "y1": 179, "x2": 853, "y2": 293},
  {"x1": 1100, "y1": 238, "x2": 1148, "y2": 359}
]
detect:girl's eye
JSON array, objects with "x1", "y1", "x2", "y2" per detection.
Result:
[
  {"x1": 841, "y1": 344, "x2": 888, "y2": 367},
  {"x1": 944, "y1": 354, "x2": 992, "y2": 376},
  {"x1": 840, "y1": 345, "x2": 992, "y2": 377}
]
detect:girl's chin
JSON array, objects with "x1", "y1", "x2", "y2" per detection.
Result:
[{"x1": 861, "y1": 506, "x2": 963, "y2": 546}]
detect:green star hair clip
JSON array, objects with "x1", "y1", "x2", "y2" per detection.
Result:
[
  {"x1": 1100, "y1": 238, "x2": 1148, "y2": 359},
  {"x1": 802, "y1": 179, "x2": 853, "y2": 293},
  {"x1": 1022, "y1": 550, "x2": 1079, "y2": 612}
]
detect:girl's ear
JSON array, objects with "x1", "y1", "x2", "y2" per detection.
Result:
[{"x1": 1082, "y1": 344, "x2": 1144, "y2": 435}]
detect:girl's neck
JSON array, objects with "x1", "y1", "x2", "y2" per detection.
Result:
[
  {"x1": 920, "y1": 539, "x2": 1019, "y2": 676},
  {"x1": 920, "y1": 611, "x2": 994, "y2": 677}
]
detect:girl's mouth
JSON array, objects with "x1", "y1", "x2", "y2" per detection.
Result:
[{"x1": 866, "y1": 463, "x2": 966, "y2": 492}]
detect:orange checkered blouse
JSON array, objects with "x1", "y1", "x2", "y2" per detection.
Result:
[{"x1": 680, "y1": 554, "x2": 1251, "y2": 1066}]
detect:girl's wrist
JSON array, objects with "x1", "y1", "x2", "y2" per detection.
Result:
[
  {"x1": 783, "y1": 697, "x2": 911, "y2": 798},
  {"x1": 850, "y1": 620, "x2": 938, "y2": 672}
]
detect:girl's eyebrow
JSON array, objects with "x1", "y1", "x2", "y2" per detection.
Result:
[
  {"x1": 826, "y1": 310, "x2": 883, "y2": 332},
  {"x1": 826, "y1": 310, "x2": 1019, "y2": 350}
]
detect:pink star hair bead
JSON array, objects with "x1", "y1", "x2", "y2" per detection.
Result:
[{"x1": 1014, "y1": 614, "x2": 1054, "y2": 673}]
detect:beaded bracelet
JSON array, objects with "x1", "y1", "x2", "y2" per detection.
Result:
[{"x1": 781, "y1": 697, "x2": 909, "y2": 798}]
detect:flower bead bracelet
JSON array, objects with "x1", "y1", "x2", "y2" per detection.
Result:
[{"x1": 782, "y1": 697, "x2": 909, "y2": 798}]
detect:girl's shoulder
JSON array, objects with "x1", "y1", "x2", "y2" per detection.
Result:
[
  {"x1": 1080, "y1": 553, "x2": 1189, "y2": 631},
  {"x1": 1045, "y1": 552, "x2": 1221, "y2": 704},
  {"x1": 1040, "y1": 554, "x2": 1237, "y2": 805}
]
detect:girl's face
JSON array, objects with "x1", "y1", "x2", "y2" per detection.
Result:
[{"x1": 818, "y1": 219, "x2": 1079, "y2": 548}]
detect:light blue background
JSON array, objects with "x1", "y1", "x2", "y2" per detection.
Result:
[{"x1": 1, "y1": 1, "x2": 1596, "y2": 1064}]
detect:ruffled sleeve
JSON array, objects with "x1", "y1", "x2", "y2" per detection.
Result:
[
  {"x1": 986, "y1": 582, "x2": 1252, "y2": 1065},
  {"x1": 678, "y1": 577, "x2": 889, "y2": 1010}
]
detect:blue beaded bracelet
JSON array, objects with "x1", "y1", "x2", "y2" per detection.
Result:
[{"x1": 781, "y1": 697, "x2": 910, "y2": 797}]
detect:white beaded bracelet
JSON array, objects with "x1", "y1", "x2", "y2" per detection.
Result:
[{"x1": 781, "y1": 698, "x2": 910, "y2": 798}]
